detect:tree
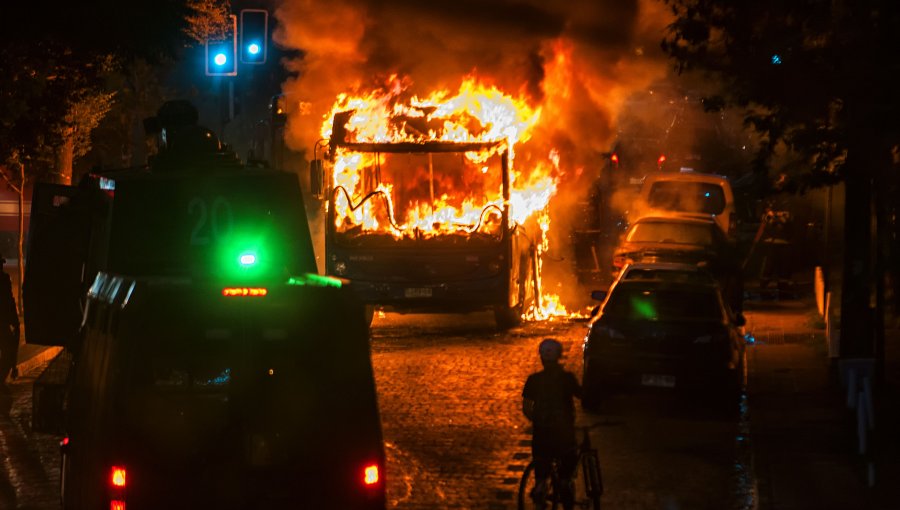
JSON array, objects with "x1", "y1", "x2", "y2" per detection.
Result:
[
  {"x1": 0, "y1": 0, "x2": 231, "y2": 316},
  {"x1": 184, "y1": 0, "x2": 234, "y2": 43},
  {"x1": 661, "y1": 0, "x2": 900, "y2": 364}
]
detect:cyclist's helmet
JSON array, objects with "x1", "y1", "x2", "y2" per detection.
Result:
[{"x1": 538, "y1": 338, "x2": 563, "y2": 362}]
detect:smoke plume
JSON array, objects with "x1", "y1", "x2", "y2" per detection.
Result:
[{"x1": 274, "y1": 0, "x2": 674, "y2": 306}]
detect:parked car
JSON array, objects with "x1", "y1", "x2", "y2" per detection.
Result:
[
  {"x1": 581, "y1": 277, "x2": 746, "y2": 410},
  {"x1": 629, "y1": 170, "x2": 736, "y2": 237},
  {"x1": 617, "y1": 261, "x2": 717, "y2": 285},
  {"x1": 612, "y1": 215, "x2": 731, "y2": 270},
  {"x1": 613, "y1": 215, "x2": 744, "y2": 313}
]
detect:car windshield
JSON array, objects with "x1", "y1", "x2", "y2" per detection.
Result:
[
  {"x1": 622, "y1": 268, "x2": 715, "y2": 284},
  {"x1": 626, "y1": 221, "x2": 713, "y2": 245},
  {"x1": 602, "y1": 285, "x2": 723, "y2": 321},
  {"x1": 648, "y1": 181, "x2": 726, "y2": 215}
]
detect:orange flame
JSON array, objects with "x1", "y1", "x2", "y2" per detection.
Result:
[{"x1": 322, "y1": 75, "x2": 569, "y2": 319}]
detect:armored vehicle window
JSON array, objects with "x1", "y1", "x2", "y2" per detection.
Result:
[{"x1": 107, "y1": 172, "x2": 315, "y2": 278}]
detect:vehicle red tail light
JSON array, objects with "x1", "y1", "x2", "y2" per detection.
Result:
[
  {"x1": 363, "y1": 464, "x2": 380, "y2": 486},
  {"x1": 109, "y1": 465, "x2": 126, "y2": 509},
  {"x1": 110, "y1": 466, "x2": 126, "y2": 488}
]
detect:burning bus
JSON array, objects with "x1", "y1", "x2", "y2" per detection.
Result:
[{"x1": 309, "y1": 79, "x2": 557, "y2": 328}]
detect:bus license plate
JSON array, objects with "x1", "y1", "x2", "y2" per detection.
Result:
[
  {"x1": 404, "y1": 287, "x2": 432, "y2": 298},
  {"x1": 641, "y1": 374, "x2": 676, "y2": 388}
]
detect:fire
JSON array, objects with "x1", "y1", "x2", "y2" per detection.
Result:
[
  {"x1": 321, "y1": 76, "x2": 540, "y2": 149},
  {"x1": 321, "y1": 75, "x2": 570, "y2": 319}
]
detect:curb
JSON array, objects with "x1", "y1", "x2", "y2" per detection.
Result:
[{"x1": 15, "y1": 345, "x2": 63, "y2": 378}]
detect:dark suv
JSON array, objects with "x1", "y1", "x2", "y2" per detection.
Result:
[{"x1": 582, "y1": 277, "x2": 746, "y2": 410}]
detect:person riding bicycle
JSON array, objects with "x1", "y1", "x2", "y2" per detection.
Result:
[{"x1": 522, "y1": 338, "x2": 582, "y2": 510}]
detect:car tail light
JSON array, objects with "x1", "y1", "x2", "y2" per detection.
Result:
[
  {"x1": 109, "y1": 465, "x2": 126, "y2": 509},
  {"x1": 110, "y1": 466, "x2": 126, "y2": 488},
  {"x1": 363, "y1": 463, "x2": 380, "y2": 486}
]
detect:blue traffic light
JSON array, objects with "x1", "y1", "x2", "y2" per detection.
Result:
[
  {"x1": 206, "y1": 15, "x2": 237, "y2": 76},
  {"x1": 240, "y1": 9, "x2": 268, "y2": 64}
]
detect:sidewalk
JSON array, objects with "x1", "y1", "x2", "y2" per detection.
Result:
[
  {"x1": 744, "y1": 295, "x2": 900, "y2": 510},
  {"x1": 5, "y1": 260, "x2": 63, "y2": 383},
  {"x1": 15, "y1": 342, "x2": 61, "y2": 378}
]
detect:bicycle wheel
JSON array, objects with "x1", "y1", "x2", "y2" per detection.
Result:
[
  {"x1": 566, "y1": 455, "x2": 593, "y2": 510},
  {"x1": 581, "y1": 451, "x2": 603, "y2": 509},
  {"x1": 518, "y1": 461, "x2": 560, "y2": 510}
]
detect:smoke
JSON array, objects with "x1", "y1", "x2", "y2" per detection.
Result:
[
  {"x1": 274, "y1": 0, "x2": 674, "y2": 306},
  {"x1": 275, "y1": 0, "x2": 671, "y2": 150}
]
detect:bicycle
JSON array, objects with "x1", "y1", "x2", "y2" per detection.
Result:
[{"x1": 517, "y1": 424, "x2": 604, "y2": 510}]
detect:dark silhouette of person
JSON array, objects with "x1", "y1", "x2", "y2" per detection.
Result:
[
  {"x1": 0, "y1": 256, "x2": 21, "y2": 392},
  {"x1": 522, "y1": 338, "x2": 582, "y2": 510}
]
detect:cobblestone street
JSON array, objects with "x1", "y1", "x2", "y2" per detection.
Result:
[
  {"x1": 370, "y1": 311, "x2": 584, "y2": 510},
  {"x1": 2, "y1": 305, "x2": 798, "y2": 510}
]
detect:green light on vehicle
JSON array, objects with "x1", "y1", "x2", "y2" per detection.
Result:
[
  {"x1": 213, "y1": 223, "x2": 290, "y2": 283},
  {"x1": 286, "y1": 274, "x2": 343, "y2": 288},
  {"x1": 630, "y1": 296, "x2": 657, "y2": 320},
  {"x1": 239, "y1": 252, "x2": 257, "y2": 266}
]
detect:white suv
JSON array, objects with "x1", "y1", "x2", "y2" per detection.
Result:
[{"x1": 630, "y1": 171, "x2": 736, "y2": 236}]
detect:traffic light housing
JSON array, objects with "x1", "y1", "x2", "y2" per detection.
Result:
[
  {"x1": 205, "y1": 15, "x2": 237, "y2": 76},
  {"x1": 240, "y1": 9, "x2": 268, "y2": 64}
]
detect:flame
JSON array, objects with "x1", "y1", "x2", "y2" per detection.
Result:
[
  {"x1": 321, "y1": 75, "x2": 570, "y2": 319},
  {"x1": 322, "y1": 76, "x2": 540, "y2": 149}
]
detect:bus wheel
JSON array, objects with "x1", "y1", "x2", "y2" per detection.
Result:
[
  {"x1": 494, "y1": 251, "x2": 534, "y2": 330},
  {"x1": 493, "y1": 304, "x2": 522, "y2": 330}
]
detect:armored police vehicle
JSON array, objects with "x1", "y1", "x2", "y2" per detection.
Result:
[{"x1": 24, "y1": 107, "x2": 386, "y2": 509}]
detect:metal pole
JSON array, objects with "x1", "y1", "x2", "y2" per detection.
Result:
[
  {"x1": 229, "y1": 80, "x2": 235, "y2": 121},
  {"x1": 428, "y1": 153, "x2": 435, "y2": 215}
]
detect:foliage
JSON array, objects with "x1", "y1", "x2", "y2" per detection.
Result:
[
  {"x1": 660, "y1": 0, "x2": 900, "y2": 192},
  {"x1": 63, "y1": 90, "x2": 118, "y2": 162},
  {"x1": 184, "y1": 0, "x2": 234, "y2": 43},
  {"x1": 0, "y1": 0, "x2": 230, "y2": 185}
]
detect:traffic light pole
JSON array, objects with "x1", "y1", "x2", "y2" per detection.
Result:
[
  {"x1": 229, "y1": 80, "x2": 235, "y2": 121},
  {"x1": 219, "y1": 78, "x2": 235, "y2": 136}
]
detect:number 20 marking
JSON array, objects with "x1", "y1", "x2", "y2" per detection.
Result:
[{"x1": 189, "y1": 197, "x2": 234, "y2": 245}]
